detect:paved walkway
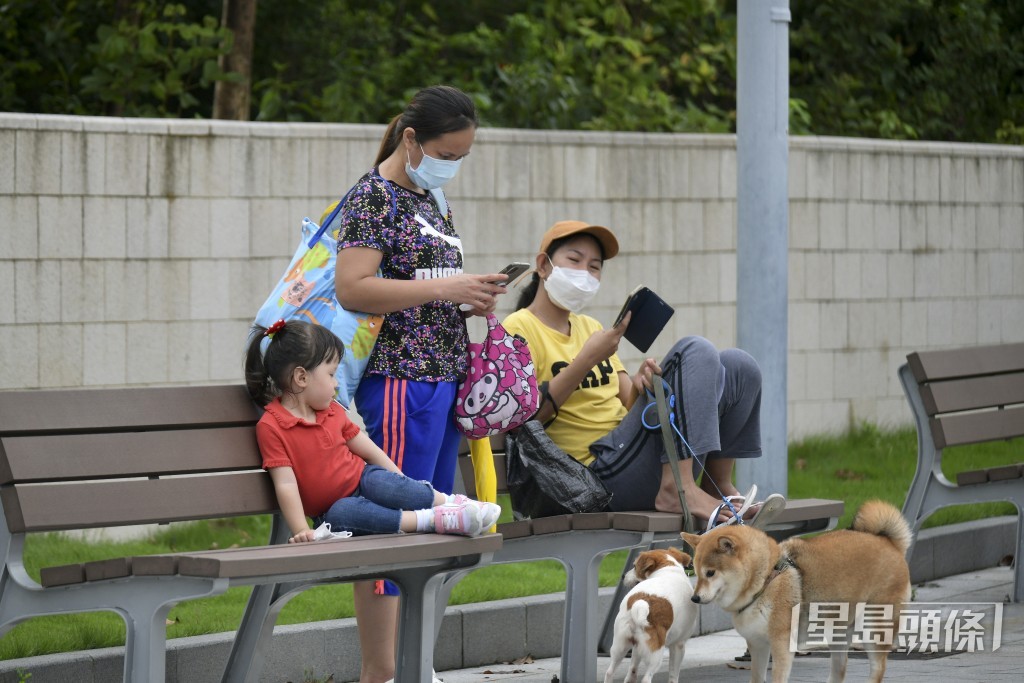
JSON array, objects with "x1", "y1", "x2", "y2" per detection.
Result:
[{"x1": 439, "y1": 566, "x2": 1021, "y2": 682}]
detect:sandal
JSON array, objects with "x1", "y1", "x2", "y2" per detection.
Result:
[
  {"x1": 704, "y1": 486, "x2": 789, "y2": 533},
  {"x1": 749, "y1": 492, "x2": 787, "y2": 529},
  {"x1": 705, "y1": 485, "x2": 758, "y2": 533}
]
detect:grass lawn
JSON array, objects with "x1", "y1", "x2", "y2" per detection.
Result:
[{"x1": 0, "y1": 424, "x2": 1017, "y2": 660}]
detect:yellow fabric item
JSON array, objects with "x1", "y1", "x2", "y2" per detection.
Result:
[
  {"x1": 469, "y1": 437, "x2": 498, "y2": 532},
  {"x1": 502, "y1": 308, "x2": 626, "y2": 465}
]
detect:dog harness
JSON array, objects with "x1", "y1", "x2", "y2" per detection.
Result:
[{"x1": 735, "y1": 555, "x2": 798, "y2": 614}]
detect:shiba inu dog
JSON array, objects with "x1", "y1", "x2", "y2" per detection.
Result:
[
  {"x1": 604, "y1": 547, "x2": 697, "y2": 683},
  {"x1": 682, "y1": 500, "x2": 912, "y2": 683}
]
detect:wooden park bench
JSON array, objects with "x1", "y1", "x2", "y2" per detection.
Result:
[
  {"x1": 446, "y1": 435, "x2": 843, "y2": 683},
  {"x1": 899, "y1": 341, "x2": 1024, "y2": 602},
  {"x1": 0, "y1": 385, "x2": 500, "y2": 683}
]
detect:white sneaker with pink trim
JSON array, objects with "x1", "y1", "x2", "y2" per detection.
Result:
[{"x1": 433, "y1": 503, "x2": 484, "y2": 536}]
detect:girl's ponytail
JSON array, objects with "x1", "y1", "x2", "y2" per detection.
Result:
[
  {"x1": 243, "y1": 320, "x2": 345, "y2": 406},
  {"x1": 244, "y1": 324, "x2": 274, "y2": 406}
]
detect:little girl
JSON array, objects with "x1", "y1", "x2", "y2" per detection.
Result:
[{"x1": 244, "y1": 319, "x2": 500, "y2": 541}]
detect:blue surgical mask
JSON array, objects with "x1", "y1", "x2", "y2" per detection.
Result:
[{"x1": 406, "y1": 144, "x2": 462, "y2": 190}]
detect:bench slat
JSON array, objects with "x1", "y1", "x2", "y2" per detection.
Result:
[
  {"x1": 612, "y1": 512, "x2": 684, "y2": 533},
  {"x1": 0, "y1": 385, "x2": 260, "y2": 436},
  {"x1": 907, "y1": 342, "x2": 1024, "y2": 383},
  {"x1": 928, "y1": 406, "x2": 1024, "y2": 448},
  {"x1": 142, "y1": 533, "x2": 501, "y2": 580},
  {"x1": 0, "y1": 427, "x2": 262, "y2": 485},
  {"x1": 494, "y1": 519, "x2": 533, "y2": 539},
  {"x1": 1, "y1": 472, "x2": 277, "y2": 533},
  {"x1": 38, "y1": 564, "x2": 85, "y2": 588},
  {"x1": 919, "y1": 371, "x2": 1024, "y2": 416},
  {"x1": 956, "y1": 464, "x2": 1024, "y2": 487}
]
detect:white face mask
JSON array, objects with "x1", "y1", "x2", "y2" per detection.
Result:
[{"x1": 543, "y1": 265, "x2": 601, "y2": 313}]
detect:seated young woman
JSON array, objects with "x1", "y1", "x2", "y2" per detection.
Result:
[{"x1": 501, "y1": 220, "x2": 770, "y2": 528}]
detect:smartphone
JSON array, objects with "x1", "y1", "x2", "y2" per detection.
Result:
[{"x1": 494, "y1": 262, "x2": 531, "y2": 287}]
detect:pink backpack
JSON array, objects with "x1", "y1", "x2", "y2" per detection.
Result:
[{"x1": 454, "y1": 314, "x2": 539, "y2": 439}]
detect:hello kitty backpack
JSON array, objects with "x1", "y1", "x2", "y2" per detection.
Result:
[{"x1": 454, "y1": 314, "x2": 540, "y2": 439}]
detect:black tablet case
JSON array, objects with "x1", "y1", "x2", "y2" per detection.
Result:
[{"x1": 614, "y1": 286, "x2": 675, "y2": 353}]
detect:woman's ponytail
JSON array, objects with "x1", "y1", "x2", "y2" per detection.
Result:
[{"x1": 374, "y1": 114, "x2": 403, "y2": 167}]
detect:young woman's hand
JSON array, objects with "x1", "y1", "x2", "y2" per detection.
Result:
[
  {"x1": 289, "y1": 528, "x2": 317, "y2": 543},
  {"x1": 631, "y1": 358, "x2": 662, "y2": 394},
  {"x1": 579, "y1": 310, "x2": 630, "y2": 365}
]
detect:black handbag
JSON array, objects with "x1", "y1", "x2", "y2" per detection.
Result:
[{"x1": 504, "y1": 420, "x2": 613, "y2": 519}]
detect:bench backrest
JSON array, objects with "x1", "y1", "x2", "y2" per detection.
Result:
[
  {"x1": 0, "y1": 385, "x2": 275, "y2": 534},
  {"x1": 905, "y1": 342, "x2": 1024, "y2": 449}
]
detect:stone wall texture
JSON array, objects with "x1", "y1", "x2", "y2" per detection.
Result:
[{"x1": 1, "y1": 113, "x2": 1022, "y2": 439}]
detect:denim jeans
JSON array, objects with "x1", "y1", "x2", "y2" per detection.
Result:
[{"x1": 318, "y1": 464, "x2": 436, "y2": 536}]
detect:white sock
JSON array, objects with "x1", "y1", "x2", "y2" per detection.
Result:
[
  {"x1": 414, "y1": 508, "x2": 434, "y2": 532},
  {"x1": 444, "y1": 493, "x2": 460, "y2": 505}
]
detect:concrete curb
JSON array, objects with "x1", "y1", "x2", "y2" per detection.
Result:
[{"x1": 0, "y1": 516, "x2": 1015, "y2": 683}]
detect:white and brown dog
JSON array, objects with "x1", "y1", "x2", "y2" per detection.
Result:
[{"x1": 604, "y1": 547, "x2": 698, "y2": 683}]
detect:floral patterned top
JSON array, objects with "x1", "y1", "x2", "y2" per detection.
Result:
[{"x1": 337, "y1": 169, "x2": 468, "y2": 381}]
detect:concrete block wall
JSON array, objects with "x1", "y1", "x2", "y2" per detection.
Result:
[{"x1": 1, "y1": 114, "x2": 1022, "y2": 439}]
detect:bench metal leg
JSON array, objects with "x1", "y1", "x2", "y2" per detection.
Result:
[
  {"x1": 222, "y1": 516, "x2": 293, "y2": 683},
  {"x1": 899, "y1": 364, "x2": 1023, "y2": 602},
  {"x1": 391, "y1": 568, "x2": 448, "y2": 683},
  {"x1": 0, "y1": 556, "x2": 226, "y2": 683},
  {"x1": 221, "y1": 580, "x2": 304, "y2": 683},
  {"x1": 1016, "y1": 504, "x2": 1024, "y2": 603},
  {"x1": 491, "y1": 531, "x2": 649, "y2": 683},
  {"x1": 222, "y1": 552, "x2": 493, "y2": 683}
]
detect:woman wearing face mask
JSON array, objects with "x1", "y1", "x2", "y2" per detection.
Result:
[
  {"x1": 334, "y1": 85, "x2": 507, "y2": 683},
  {"x1": 503, "y1": 220, "x2": 766, "y2": 529}
]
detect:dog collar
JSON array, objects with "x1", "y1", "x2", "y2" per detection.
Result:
[{"x1": 736, "y1": 556, "x2": 796, "y2": 614}]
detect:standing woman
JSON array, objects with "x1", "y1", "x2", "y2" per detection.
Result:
[{"x1": 334, "y1": 85, "x2": 506, "y2": 683}]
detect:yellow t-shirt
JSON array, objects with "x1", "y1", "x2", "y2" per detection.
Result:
[{"x1": 503, "y1": 308, "x2": 627, "y2": 465}]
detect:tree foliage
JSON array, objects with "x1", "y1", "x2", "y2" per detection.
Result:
[
  {"x1": 789, "y1": 0, "x2": 1024, "y2": 143},
  {"x1": 1, "y1": 0, "x2": 1020, "y2": 143}
]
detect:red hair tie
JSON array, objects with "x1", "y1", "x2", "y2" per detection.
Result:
[{"x1": 265, "y1": 319, "x2": 287, "y2": 339}]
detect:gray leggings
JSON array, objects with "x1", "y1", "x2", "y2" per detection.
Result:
[{"x1": 588, "y1": 336, "x2": 762, "y2": 511}]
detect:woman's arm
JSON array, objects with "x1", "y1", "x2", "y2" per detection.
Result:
[
  {"x1": 347, "y1": 430, "x2": 403, "y2": 474},
  {"x1": 335, "y1": 246, "x2": 507, "y2": 314},
  {"x1": 533, "y1": 314, "x2": 631, "y2": 423},
  {"x1": 267, "y1": 466, "x2": 316, "y2": 543}
]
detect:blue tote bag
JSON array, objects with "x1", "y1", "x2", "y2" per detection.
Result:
[{"x1": 252, "y1": 182, "x2": 396, "y2": 408}]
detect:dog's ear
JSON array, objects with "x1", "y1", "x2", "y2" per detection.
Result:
[
  {"x1": 634, "y1": 553, "x2": 657, "y2": 580},
  {"x1": 667, "y1": 546, "x2": 691, "y2": 567},
  {"x1": 718, "y1": 535, "x2": 737, "y2": 554},
  {"x1": 680, "y1": 532, "x2": 701, "y2": 552}
]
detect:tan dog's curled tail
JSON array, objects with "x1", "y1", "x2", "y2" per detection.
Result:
[{"x1": 851, "y1": 499, "x2": 913, "y2": 555}]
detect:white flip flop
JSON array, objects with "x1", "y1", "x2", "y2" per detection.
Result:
[
  {"x1": 705, "y1": 485, "x2": 758, "y2": 533},
  {"x1": 749, "y1": 493, "x2": 787, "y2": 529}
]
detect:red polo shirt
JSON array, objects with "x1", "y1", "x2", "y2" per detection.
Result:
[{"x1": 256, "y1": 398, "x2": 365, "y2": 517}]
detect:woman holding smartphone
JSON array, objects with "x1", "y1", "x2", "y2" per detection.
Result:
[{"x1": 334, "y1": 85, "x2": 507, "y2": 683}]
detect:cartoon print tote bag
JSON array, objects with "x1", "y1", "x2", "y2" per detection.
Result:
[
  {"x1": 252, "y1": 196, "x2": 384, "y2": 409},
  {"x1": 454, "y1": 314, "x2": 540, "y2": 438}
]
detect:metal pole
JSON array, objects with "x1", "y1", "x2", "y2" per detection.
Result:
[{"x1": 735, "y1": 0, "x2": 790, "y2": 497}]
